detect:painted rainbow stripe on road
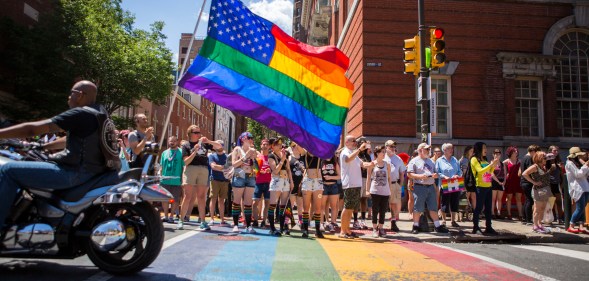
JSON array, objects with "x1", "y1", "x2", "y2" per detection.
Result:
[{"x1": 166, "y1": 231, "x2": 534, "y2": 281}]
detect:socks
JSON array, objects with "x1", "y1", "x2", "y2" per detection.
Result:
[
  {"x1": 302, "y1": 212, "x2": 310, "y2": 231},
  {"x1": 313, "y1": 213, "x2": 321, "y2": 230},
  {"x1": 279, "y1": 205, "x2": 286, "y2": 231},
  {"x1": 232, "y1": 202, "x2": 240, "y2": 226},
  {"x1": 244, "y1": 205, "x2": 252, "y2": 227},
  {"x1": 268, "y1": 204, "x2": 277, "y2": 231},
  {"x1": 361, "y1": 212, "x2": 366, "y2": 220},
  {"x1": 353, "y1": 212, "x2": 358, "y2": 221}
]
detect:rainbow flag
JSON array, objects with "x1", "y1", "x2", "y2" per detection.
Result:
[
  {"x1": 178, "y1": 0, "x2": 353, "y2": 159},
  {"x1": 441, "y1": 177, "x2": 465, "y2": 194}
]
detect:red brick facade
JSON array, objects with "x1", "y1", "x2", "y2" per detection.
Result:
[{"x1": 330, "y1": 0, "x2": 589, "y2": 151}]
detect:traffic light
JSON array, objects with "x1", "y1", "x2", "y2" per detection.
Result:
[
  {"x1": 430, "y1": 28, "x2": 446, "y2": 69},
  {"x1": 403, "y1": 35, "x2": 420, "y2": 75}
]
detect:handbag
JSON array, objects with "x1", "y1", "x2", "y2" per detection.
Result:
[{"x1": 441, "y1": 177, "x2": 465, "y2": 194}]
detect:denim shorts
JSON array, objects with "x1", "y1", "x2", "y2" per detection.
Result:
[
  {"x1": 412, "y1": 184, "x2": 438, "y2": 213},
  {"x1": 301, "y1": 177, "x2": 323, "y2": 192},
  {"x1": 253, "y1": 182, "x2": 270, "y2": 199},
  {"x1": 270, "y1": 177, "x2": 290, "y2": 192},
  {"x1": 232, "y1": 174, "x2": 256, "y2": 188},
  {"x1": 323, "y1": 183, "x2": 339, "y2": 196}
]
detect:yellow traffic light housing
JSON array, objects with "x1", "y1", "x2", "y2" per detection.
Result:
[
  {"x1": 403, "y1": 35, "x2": 421, "y2": 75},
  {"x1": 430, "y1": 28, "x2": 446, "y2": 69}
]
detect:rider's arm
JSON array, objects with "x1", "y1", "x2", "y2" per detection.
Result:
[
  {"x1": 0, "y1": 119, "x2": 61, "y2": 139},
  {"x1": 43, "y1": 136, "x2": 66, "y2": 151}
]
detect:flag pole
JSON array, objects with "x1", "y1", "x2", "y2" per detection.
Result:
[{"x1": 158, "y1": 0, "x2": 208, "y2": 150}]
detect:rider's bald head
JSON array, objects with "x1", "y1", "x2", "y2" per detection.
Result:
[{"x1": 72, "y1": 80, "x2": 97, "y2": 104}]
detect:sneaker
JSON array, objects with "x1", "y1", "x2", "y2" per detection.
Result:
[
  {"x1": 352, "y1": 221, "x2": 361, "y2": 230},
  {"x1": 411, "y1": 225, "x2": 419, "y2": 234},
  {"x1": 246, "y1": 226, "x2": 256, "y2": 234},
  {"x1": 200, "y1": 222, "x2": 211, "y2": 230},
  {"x1": 315, "y1": 231, "x2": 324, "y2": 239},
  {"x1": 320, "y1": 224, "x2": 326, "y2": 232},
  {"x1": 177, "y1": 220, "x2": 184, "y2": 230},
  {"x1": 360, "y1": 220, "x2": 368, "y2": 230},
  {"x1": 323, "y1": 223, "x2": 332, "y2": 232},
  {"x1": 183, "y1": 216, "x2": 190, "y2": 222},
  {"x1": 209, "y1": 219, "x2": 215, "y2": 226},
  {"x1": 390, "y1": 221, "x2": 400, "y2": 232},
  {"x1": 269, "y1": 229, "x2": 282, "y2": 236},
  {"x1": 232, "y1": 225, "x2": 240, "y2": 233},
  {"x1": 195, "y1": 218, "x2": 201, "y2": 224},
  {"x1": 260, "y1": 220, "x2": 266, "y2": 228},
  {"x1": 220, "y1": 221, "x2": 228, "y2": 226},
  {"x1": 483, "y1": 228, "x2": 498, "y2": 236},
  {"x1": 379, "y1": 228, "x2": 387, "y2": 238},
  {"x1": 162, "y1": 216, "x2": 169, "y2": 222},
  {"x1": 451, "y1": 221, "x2": 460, "y2": 227},
  {"x1": 372, "y1": 229, "x2": 379, "y2": 238},
  {"x1": 472, "y1": 227, "x2": 483, "y2": 235},
  {"x1": 435, "y1": 225, "x2": 449, "y2": 233},
  {"x1": 302, "y1": 230, "x2": 309, "y2": 238},
  {"x1": 167, "y1": 217, "x2": 175, "y2": 223},
  {"x1": 252, "y1": 220, "x2": 259, "y2": 228}
]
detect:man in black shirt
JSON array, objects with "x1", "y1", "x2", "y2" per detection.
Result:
[{"x1": 0, "y1": 80, "x2": 109, "y2": 229}]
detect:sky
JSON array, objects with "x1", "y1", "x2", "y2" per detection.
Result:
[{"x1": 120, "y1": 0, "x2": 294, "y2": 63}]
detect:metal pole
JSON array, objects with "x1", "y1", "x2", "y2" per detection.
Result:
[
  {"x1": 418, "y1": 0, "x2": 430, "y2": 145},
  {"x1": 563, "y1": 177, "x2": 571, "y2": 229},
  {"x1": 158, "y1": 0, "x2": 208, "y2": 149}
]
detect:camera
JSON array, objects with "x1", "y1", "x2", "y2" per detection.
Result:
[{"x1": 143, "y1": 142, "x2": 160, "y2": 154}]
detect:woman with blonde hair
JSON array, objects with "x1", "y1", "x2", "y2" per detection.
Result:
[{"x1": 178, "y1": 125, "x2": 222, "y2": 230}]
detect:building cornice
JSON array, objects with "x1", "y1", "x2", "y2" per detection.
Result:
[{"x1": 496, "y1": 52, "x2": 561, "y2": 79}]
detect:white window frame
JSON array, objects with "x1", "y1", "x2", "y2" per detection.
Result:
[
  {"x1": 514, "y1": 77, "x2": 544, "y2": 139},
  {"x1": 168, "y1": 123, "x2": 172, "y2": 139},
  {"x1": 416, "y1": 76, "x2": 452, "y2": 138}
]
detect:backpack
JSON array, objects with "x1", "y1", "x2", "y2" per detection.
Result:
[
  {"x1": 463, "y1": 157, "x2": 476, "y2": 190},
  {"x1": 84, "y1": 106, "x2": 121, "y2": 171}
]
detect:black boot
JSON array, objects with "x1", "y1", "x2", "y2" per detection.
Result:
[
  {"x1": 268, "y1": 214, "x2": 279, "y2": 236},
  {"x1": 302, "y1": 222, "x2": 309, "y2": 238},
  {"x1": 315, "y1": 223, "x2": 324, "y2": 238}
]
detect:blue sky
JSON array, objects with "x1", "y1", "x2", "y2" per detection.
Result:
[{"x1": 120, "y1": 0, "x2": 293, "y2": 63}]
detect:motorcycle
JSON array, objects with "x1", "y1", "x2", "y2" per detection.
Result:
[{"x1": 0, "y1": 139, "x2": 173, "y2": 275}]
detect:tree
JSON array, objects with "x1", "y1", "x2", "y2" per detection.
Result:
[
  {"x1": 0, "y1": 0, "x2": 174, "y2": 121},
  {"x1": 246, "y1": 118, "x2": 279, "y2": 149}
]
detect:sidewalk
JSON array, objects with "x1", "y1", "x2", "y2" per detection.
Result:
[{"x1": 345, "y1": 213, "x2": 589, "y2": 244}]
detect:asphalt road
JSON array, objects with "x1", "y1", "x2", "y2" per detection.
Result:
[{"x1": 1, "y1": 221, "x2": 588, "y2": 281}]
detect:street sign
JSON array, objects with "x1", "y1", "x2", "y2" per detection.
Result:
[{"x1": 430, "y1": 89, "x2": 437, "y2": 133}]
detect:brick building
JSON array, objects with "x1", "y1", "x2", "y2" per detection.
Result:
[{"x1": 301, "y1": 0, "x2": 589, "y2": 152}]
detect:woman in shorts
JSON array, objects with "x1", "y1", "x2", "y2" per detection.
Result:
[{"x1": 267, "y1": 137, "x2": 294, "y2": 236}]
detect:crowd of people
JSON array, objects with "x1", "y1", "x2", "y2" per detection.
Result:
[{"x1": 114, "y1": 117, "x2": 589, "y2": 238}]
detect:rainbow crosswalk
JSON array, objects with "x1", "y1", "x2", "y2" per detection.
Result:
[{"x1": 159, "y1": 228, "x2": 534, "y2": 281}]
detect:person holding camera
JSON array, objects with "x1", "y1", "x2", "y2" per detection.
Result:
[
  {"x1": 128, "y1": 113, "x2": 156, "y2": 169},
  {"x1": 470, "y1": 142, "x2": 500, "y2": 235},
  {"x1": 178, "y1": 125, "x2": 222, "y2": 230},
  {"x1": 407, "y1": 143, "x2": 449, "y2": 234}
]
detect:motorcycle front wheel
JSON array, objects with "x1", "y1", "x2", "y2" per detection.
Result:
[{"x1": 84, "y1": 202, "x2": 164, "y2": 275}]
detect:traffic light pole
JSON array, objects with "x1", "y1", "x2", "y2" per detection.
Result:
[{"x1": 418, "y1": 0, "x2": 430, "y2": 145}]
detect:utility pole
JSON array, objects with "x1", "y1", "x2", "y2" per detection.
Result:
[{"x1": 418, "y1": 0, "x2": 430, "y2": 145}]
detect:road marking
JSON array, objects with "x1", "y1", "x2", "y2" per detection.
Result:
[
  {"x1": 430, "y1": 243, "x2": 558, "y2": 281},
  {"x1": 511, "y1": 245, "x2": 589, "y2": 262},
  {"x1": 83, "y1": 230, "x2": 201, "y2": 281}
]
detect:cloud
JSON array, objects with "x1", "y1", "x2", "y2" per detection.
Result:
[{"x1": 246, "y1": 0, "x2": 293, "y2": 35}]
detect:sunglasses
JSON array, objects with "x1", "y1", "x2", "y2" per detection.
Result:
[
  {"x1": 245, "y1": 136, "x2": 253, "y2": 140},
  {"x1": 423, "y1": 148, "x2": 431, "y2": 151},
  {"x1": 191, "y1": 131, "x2": 201, "y2": 134},
  {"x1": 434, "y1": 150, "x2": 442, "y2": 153},
  {"x1": 494, "y1": 151, "x2": 501, "y2": 154},
  {"x1": 70, "y1": 89, "x2": 83, "y2": 96}
]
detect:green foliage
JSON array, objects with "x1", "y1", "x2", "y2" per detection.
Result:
[
  {"x1": 246, "y1": 118, "x2": 281, "y2": 149},
  {"x1": 0, "y1": 0, "x2": 174, "y2": 121},
  {"x1": 111, "y1": 115, "x2": 134, "y2": 131}
]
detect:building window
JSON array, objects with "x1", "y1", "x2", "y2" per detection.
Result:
[
  {"x1": 554, "y1": 31, "x2": 589, "y2": 138},
  {"x1": 176, "y1": 126, "x2": 179, "y2": 139},
  {"x1": 515, "y1": 79, "x2": 543, "y2": 137},
  {"x1": 168, "y1": 123, "x2": 172, "y2": 139},
  {"x1": 183, "y1": 105, "x2": 186, "y2": 119},
  {"x1": 177, "y1": 101, "x2": 180, "y2": 116},
  {"x1": 181, "y1": 47, "x2": 188, "y2": 54},
  {"x1": 416, "y1": 77, "x2": 452, "y2": 136}
]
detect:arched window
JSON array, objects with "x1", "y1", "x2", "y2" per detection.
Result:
[{"x1": 554, "y1": 30, "x2": 589, "y2": 138}]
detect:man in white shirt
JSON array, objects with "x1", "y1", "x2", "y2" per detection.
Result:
[
  {"x1": 384, "y1": 140, "x2": 406, "y2": 232},
  {"x1": 339, "y1": 135, "x2": 371, "y2": 238}
]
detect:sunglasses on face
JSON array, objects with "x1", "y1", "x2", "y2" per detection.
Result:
[
  {"x1": 434, "y1": 150, "x2": 442, "y2": 153},
  {"x1": 244, "y1": 136, "x2": 253, "y2": 140},
  {"x1": 191, "y1": 131, "x2": 201, "y2": 134}
]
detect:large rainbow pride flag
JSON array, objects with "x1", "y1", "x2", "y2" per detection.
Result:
[{"x1": 178, "y1": 0, "x2": 353, "y2": 159}]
